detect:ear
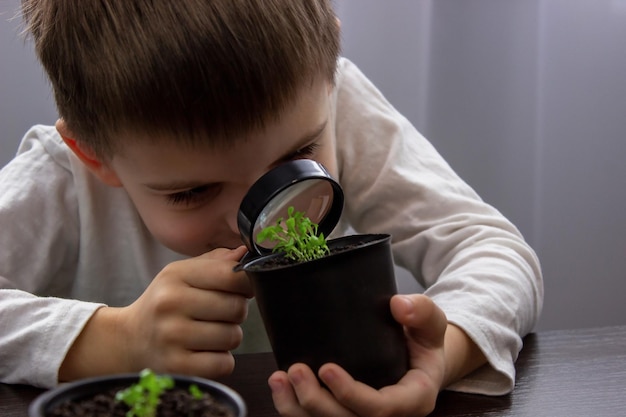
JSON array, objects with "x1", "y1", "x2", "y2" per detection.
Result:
[{"x1": 55, "y1": 119, "x2": 123, "y2": 187}]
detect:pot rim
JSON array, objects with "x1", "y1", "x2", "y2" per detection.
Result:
[
  {"x1": 242, "y1": 233, "x2": 391, "y2": 272},
  {"x1": 29, "y1": 373, "x2": 246, "y2": 417}
]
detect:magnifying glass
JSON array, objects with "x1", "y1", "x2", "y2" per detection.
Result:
[{"x1": 237, "y1": 159, "x2": 344, "y2": 260}]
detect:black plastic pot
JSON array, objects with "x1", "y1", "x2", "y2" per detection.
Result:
[
  {"x1": 242, "y1": 233, "x2": 409, "y2": 389},
  {"x1": 29, "y1": 373, "x2": 246, "y2": 417}
]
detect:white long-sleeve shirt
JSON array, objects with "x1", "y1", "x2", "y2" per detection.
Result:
[{"x1": 0, "y1": 58, "x2": 543, "y2": 392}]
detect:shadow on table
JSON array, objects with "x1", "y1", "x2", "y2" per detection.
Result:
[{"x1": 430, "y1": 391, "x2": 512, "y2": 417}]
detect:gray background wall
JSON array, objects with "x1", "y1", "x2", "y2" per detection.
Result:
[{"x1": 2, "y1": 0, "x2": 626, "y2": 331}]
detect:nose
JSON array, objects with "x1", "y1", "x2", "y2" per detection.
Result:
[
  {"x1": 224, "y1": 183, "x2": 251, "y2": 236},
  {"x1": 226, "y1": 207, "x2": 240, "y2": 235},
  {"x1": 223, "y1": 167, "x2": 270, "y2": 242}
]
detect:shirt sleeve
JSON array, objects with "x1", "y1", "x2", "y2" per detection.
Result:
[
  {"x1": 0, "y1": 289, "x2": 103, "y2": 387},
  {"x1": 0, "y1": 126, "x2": 105, "y2": 387},
  {"x1": 334, "y1": 58, "x2": 543, "y2": 395}
]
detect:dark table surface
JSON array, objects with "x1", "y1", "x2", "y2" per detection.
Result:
[{"x1": 2, "y1": 325, "x2": 625, "y2": 416}]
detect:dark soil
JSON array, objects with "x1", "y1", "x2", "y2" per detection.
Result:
[
  {"x1": 46, "y1": 387, "x2": 235, "y2": 417},
  {"x1": 249, "y1": 242, "x2": 363, "y2": 270}
]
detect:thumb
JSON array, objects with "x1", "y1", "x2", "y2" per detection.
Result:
[{"x1": 390, "y1": 294, "x2": 447, "y2": 348}]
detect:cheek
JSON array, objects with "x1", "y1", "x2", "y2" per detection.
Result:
[
  {"x1": 132, "y1": 201, "x2": 218, "y2": 256},
  {"x1": 150, "y1": 212, "x2": 214, "y2": 255}
]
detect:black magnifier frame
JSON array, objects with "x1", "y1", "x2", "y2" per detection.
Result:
[{"x1": 237, "y1": 159, "x2": 344, "y2": 258}]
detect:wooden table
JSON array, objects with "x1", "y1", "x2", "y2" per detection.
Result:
[{"x1": 2, "y1": 325, "x2": 625, "y2": 416}]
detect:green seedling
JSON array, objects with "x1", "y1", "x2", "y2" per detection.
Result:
[
  {"x1": 115, "y1": 369, "x2": 203, "y2": 417},
  {"x1": 257, "y1": 206, "x2": 330, "y2": 262},
  {"x1": 188, "y1": 383, "x2": 204, "y2": 400}
]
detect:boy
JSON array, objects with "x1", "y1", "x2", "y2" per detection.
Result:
[{"x1": 0, "y1": 1, "x2": 542, "y2": 416}]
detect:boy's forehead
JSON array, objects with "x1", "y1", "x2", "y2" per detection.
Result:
[{"x1": 111, "y1": 124, "x2": 332, "y2": 191}]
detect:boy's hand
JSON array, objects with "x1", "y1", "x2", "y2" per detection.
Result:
[
  {"x1": 120, "y1": 245, "x2": 252, "y2": 376},
  {"x1": 268, "y1": 294, "x2": 482, "y2": 417},
  {"x1": 59, "y1": 246, "x2": 252, "y2": 381}
]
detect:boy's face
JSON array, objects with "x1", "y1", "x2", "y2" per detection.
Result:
[{"x1": 90, "y1": 80, "x2": 337, "y2": 256}]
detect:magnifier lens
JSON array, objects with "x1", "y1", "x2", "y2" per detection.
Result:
[
  {"x1": 238, "y1": 159, "x2": 344, "y2": 256},
  {"x1": 253, "y1": 179, "x2": 333, "y2": 250}
]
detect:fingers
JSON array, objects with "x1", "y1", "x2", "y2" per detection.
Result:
[
  {"x1": 199, "y1": 245, "x2": 248, "y2": 262},
  {"x1": 164, "y1": 284, "x2": 249, "y2": 323},
  {"x1": 161, "y1": 249, "x2": 254, "y2": 298},
  {"x1": 158, "y1": 319, "x2": 243, "y2": 352},
  {"x1": 118, "y1": 300, "x2": 242, "y2": 379},
  {"x1": 123, "y1": 247, "x2": 253, "y2": 377},
  {"x1": 185, "y1": 350, "x2": 236, "y2": 379},
  {"x1": 269, "y1": 364, "x2": 358, "y2": 417},
  {"x1": 318, "y1": 364, "x2": 384, "y2": 414},
  {"x1": 271, "y1": 363, "x2": 428, "y2": 417},
  {"x1": 320, "y1": 363, "x2": 436, "y2": 417},
  {"x1": 157, "y1": 350, "x2": 236, "y2": 379},
  {"x1": 268, "y1": 371, "x2": 309, "y2": 417}
]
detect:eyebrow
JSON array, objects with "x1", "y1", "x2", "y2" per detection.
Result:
[
  {"x1": 144, "y1": 120, "x2": 328, "y2": 192},
  {"x1": 273, "y1": 119, "x2": 328, "y2": 165}
]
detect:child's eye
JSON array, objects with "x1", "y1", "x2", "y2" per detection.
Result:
[
  {"x1": 166, "y1": 185, "x2": 221, "y2": 206},
  {"x1": 287, "y1": 143, "x2": 320, "y2": 161}
]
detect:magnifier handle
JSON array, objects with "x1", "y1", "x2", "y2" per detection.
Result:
[{"x1": 232, "y1": 251, "x2": 257, "y2": 272}]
